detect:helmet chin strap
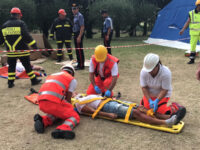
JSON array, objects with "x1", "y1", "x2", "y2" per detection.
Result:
[{"x1": 63, "y1": 68, "x2": 74, "y2": 76}]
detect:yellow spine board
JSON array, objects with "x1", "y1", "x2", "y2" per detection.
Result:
[{"x1": 71, "y1": 95, "x2": 184, "y2": 133}]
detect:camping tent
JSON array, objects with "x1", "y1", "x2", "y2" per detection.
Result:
[{"x1": 145, "y1": 0, "x2": 200, "y2": 51}]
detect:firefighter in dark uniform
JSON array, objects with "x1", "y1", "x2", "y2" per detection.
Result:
[
  {"x1": 50, "y1": 9, "x2": 73, "y2": 62},
  {"x1": 101, "y1": 10, "x2": 113, "y2": 55},
  {"x1": 0, "y1": 7, "x2": 42, "y2": 88},
  {"x1": 72, "y1": 3, "x2": 85, "y2": 70}
]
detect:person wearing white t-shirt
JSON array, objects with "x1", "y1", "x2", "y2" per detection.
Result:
[
  {"x1": 86, "y1": 45, "x2": 119, "y2": 97},
  {"x1": 140, "y1": 53, "x2": 186, "y2": 115}
]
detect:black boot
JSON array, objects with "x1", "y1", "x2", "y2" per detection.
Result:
[
  {"x1": 8, "y1": 80, "x2": 15, "y2": 88},
  {"x1": 187, "y1": 59, "x2": 195, "y2": 64},
  {"x1": 31, "y1": 77, "x2": 42, "y2": 85},
  {"x1": 57, "y1": 56, "x2": 62, "y2": 62},
  {"x1": 51, "y1": 129, "x2": 75, "y2": 139},
  {"x1": 34, "y1": 114, "x2": 45, "y2": 133},
  {"x1": 69, "y1": 55, "x2": 73, "y2": 61},
  {"x1": 187, "y1": 52, "x2": 196, "y2": 64}
]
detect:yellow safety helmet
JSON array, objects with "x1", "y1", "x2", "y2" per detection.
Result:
[
  {"x1": 94, "y1": 45, "x2": 108, "y2": 62},
  {"x1": 196, "y1": 0, "x2": 200, "y2": 6}
]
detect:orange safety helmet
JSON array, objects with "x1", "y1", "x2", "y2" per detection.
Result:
[
  {"x1": 10, "y1": 7, "x2": 22, "y2": 17},
  {"x1": 58, "y1": 9, "x2": 66, "y2": 16},
  {"x1": 196, "y1": 0, "x2": 200, "y2": 6}
]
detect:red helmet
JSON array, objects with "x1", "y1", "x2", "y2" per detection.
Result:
[
  {"x1": 10, "y1": 7, "x2": 22, "y2": 17},
  {"x1": 58, "y1": 9, "x2": 66, "y2": 16}
]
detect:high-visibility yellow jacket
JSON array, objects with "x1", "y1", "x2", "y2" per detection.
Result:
[
  {"x1": 0, "y1": 17, "x2": 37, "y2": 57},
  {"x1": 189, "y1": 9, "x2": 200, "y2": 35}
]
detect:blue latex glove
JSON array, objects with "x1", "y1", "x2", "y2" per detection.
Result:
[
  {"x1": 94, "y1": 86, "x2": 101, "y2": 94},
  {"x1": 153, "y1": 98, "x2": 159, "y2": 112},
  {"x1": 73, "y1": 107, "x2": 79, "y2": 113},
  {"x1": 148, "y1": 98, "x2": 154, "y2": 109},
  {"x1": 105, "y1": 90, "x2": 111, "y2": 97}
]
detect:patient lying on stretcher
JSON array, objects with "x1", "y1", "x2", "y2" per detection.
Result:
[{"x1": 74, "y1": 94, "x2": 186, "y2": 127}]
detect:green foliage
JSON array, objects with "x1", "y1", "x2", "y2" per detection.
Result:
[{"x1": 0, "y1": 0, "x2": 170, "y2": 37}]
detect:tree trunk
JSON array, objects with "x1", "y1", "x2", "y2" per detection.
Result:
[
  {"x1": 86, "y1": 21, "x2": 93, "y2": 38},
  {"x1": 115, "y1": 25, "x2": 120, "y2": 37},
  {"x1": 41, "y1": 23, "x2": 49, "y2": 38},
  {"x1": 129, "y1": 25, "x2": 137, "y2": 37},
  {"x1": 143, "y1": 21, "x2": 147, "y2": 36}
]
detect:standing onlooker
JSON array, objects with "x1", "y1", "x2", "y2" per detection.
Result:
[
  {"x1": 50, "y1": 9, "x2": 73, "y2": 62},
  {"x1": 180, "y1": 0, "x2": 200, "y2": 64},
  {"x1": 72, "y1": 3, "x2": 85, "y2": 70},
  {"x1": 101, "y1": 10, "x2": 113, "y2": 55},
  {"x1": 0, "y1": 7, "x2": 41, "y2": 88}
]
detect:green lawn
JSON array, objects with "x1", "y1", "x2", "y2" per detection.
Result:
[{"x1": 0, "y1": 36, "x2": 199, "y2": 150}]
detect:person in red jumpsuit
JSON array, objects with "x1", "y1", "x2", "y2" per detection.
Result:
[
  {"x1": 34, "y1": 64, "x2": 80, "y2": 139},
  {"x1": 86, "y1": 45, "x2": 119, "y2": 97}
]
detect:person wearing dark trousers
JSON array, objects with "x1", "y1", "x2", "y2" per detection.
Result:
[
  {"x1": 72, "y1": 3, "x2": 85, "y2": 70},
  {"x1": 101, "y1": 10, "x2": 113, "y2": 55},
  {"x1": 0, "y1": 7, "x2": 41, "y2": 88},
  {"x1": 50, "y1": 9, "x2": 73, "y2": 62}
]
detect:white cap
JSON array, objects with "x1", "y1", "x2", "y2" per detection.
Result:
[
  {"x1": 142, "y1": 53, "x2": 159, "y2": 72},
  {"x1": 61, "y1": 64, "x2": 75, "y2": 76}
]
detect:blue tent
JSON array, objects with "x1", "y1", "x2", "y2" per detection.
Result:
[{"x1": 146, "y1": 0, "x2": 199, "y2": 50}]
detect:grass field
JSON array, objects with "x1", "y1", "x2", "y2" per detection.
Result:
[{"x1": 0, "y1": 36, "x2": 200, "y2": 150}]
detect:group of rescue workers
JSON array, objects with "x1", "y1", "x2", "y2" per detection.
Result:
[{"x1": 4, "y1": 1, "x2": 200, "y2": 140}]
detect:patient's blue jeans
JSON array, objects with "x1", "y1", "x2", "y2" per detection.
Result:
[{"x1": 102, "y1": 101, "x2": 134, "y2": 119}]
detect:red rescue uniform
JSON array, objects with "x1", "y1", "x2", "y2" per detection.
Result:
[
  {"x1": 38, "y1": 71, "x2": 80, "y2": 131},
  {"x1": 87, "y1": 54, "x2": 119, "y2": 96}
]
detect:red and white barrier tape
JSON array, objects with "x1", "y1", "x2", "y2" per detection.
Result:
[{"x1": 0, "y1": 37, "x2": 190, "y2": 53}]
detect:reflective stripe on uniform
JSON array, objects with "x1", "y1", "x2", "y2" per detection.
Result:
[
  {"x1": 190, "y1": 28, "x2": 200, "y2": 31},
  {"x1": 8, "y1": 72, "x2": 16, "y2": 75},
  {"x1": 7, "y1": 53, "x2": 30, "y2": 57},
  {"x1": 192, "y1": 10, "x2": 194, "y2": 23},
  {"x1": 8, "y1": 77, "x2": 16, "y2": 80},
  {"x1": 57, "y1": 53, "x2": 63, "y2": 56},
  {"x1": 49, "y1": 34, "x2": 54, "y2": 37},
  {"x1": 30, "y1": 74, "x2": 36, "y2": 79},
  {"x1": 28, "y1": 40, "x2": 36, "y2": 46},
  {"x1": 63, "y1": 120, "x2": 74, "y2": 129},
  {"x1": 39, "y1": 91, "x2": 64, "y2": 100},
  {"x1": 65, "y1": 40, "x2": 71, "y2": 43},
  {"x1": 67, "y1": 52, "x2": 73, "y2": 55},
  {"x1": 47, "y1": 114, "x2": 56, "y2": 122},
  {"x1": 56, "y1": 25, "x2": 62, "y2": 28},
  {"x1": 45, "y1": 79, "x2": 66, "y2": 91},
  {"x1": 4, "y1": 40, "x2": 12, "y2": 51},
  {"x1": 2, "y1": 27, "x2": 21, "y2": 36},
  {"x1": 27, "y1": 71, "x2": 36, "y2": 79},
  {"x1": 68, "y1": 117, "x2": 78, "y2": 126},
  {"x1": 27, "y1": 71, "x2": 34, "y2": 76},
  {"x1": 64, "y1": 24, "x2": 70, "y2": 27},
  {"x1": 56, "y1": 41, "x2": 63, "y2": 43},
  {"x1": 13, "y1": 36, "x2": 22, "y2": 51}
]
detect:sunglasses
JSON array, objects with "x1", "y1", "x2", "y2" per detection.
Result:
[{"x1": 72, "y1": 7, "x2": 77, "y2": 10}]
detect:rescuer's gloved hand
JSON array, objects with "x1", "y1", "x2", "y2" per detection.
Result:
[
  {"x1": 153, "y1": 98, "x2": 159, "y2": 112},
  {"x1": 105, "y1": 90, "x2": 111, "y2": 97},
  {"x1": 148, "y1": 98, "x2": 154, "y2": 109},
  {"x1": 94, "y1": 86, "x2": 101, "y2": 94}
]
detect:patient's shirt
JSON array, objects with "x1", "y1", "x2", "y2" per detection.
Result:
[
  {"x1": 75, "y1": 95, "x2": 102, "y2": 114},
  {"x1": 16, "y1": 62, "x2": 25, "y2": 72}
]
